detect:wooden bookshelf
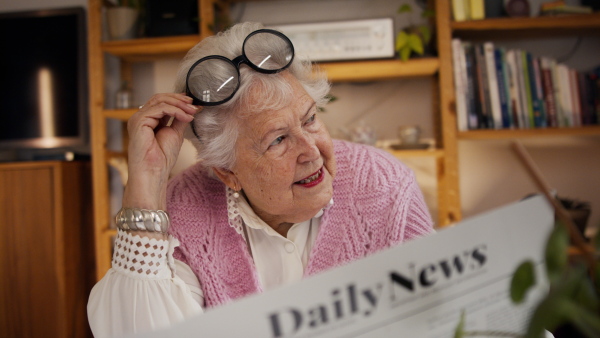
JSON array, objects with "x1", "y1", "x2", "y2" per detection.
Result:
[
  {"x1": 458, "y1": 126, "x2": 600, "y2": 140},
  {"x1": 451, "y1": 13, "x2": 600, "y2": 39},
  {"x1": 318, "y1": 58, "x2": 440, "y2": 82},
  {"x1": 89, "y1": 0, "x2": 460, "y2": 280}
]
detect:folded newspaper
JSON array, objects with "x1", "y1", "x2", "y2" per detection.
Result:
[{"x1": 137, "y1": 195, "x2": 553, "y2": 338}]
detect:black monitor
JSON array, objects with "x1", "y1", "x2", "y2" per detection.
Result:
[{"x1": 0, "y1": 7, "x2": 88, "y2": 151}]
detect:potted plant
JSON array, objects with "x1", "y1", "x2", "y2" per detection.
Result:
[
  {"x1": 454, "y1": 142, "x2": 600, "y2": 338},
  {"x1": 395, "y1": 3, "x2": 435, "y2": 61},
  {"x1": 105, "y1": 0, "x2": 141, "y2": 40}
]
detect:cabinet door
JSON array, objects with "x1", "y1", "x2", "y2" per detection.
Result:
[{"x1": 0, "y1": 166, "x2": 61, "y2": 337}]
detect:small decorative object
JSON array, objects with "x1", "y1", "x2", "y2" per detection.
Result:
[
  {"x1": 115, "y1": 80, "x2": 133, "y2": 109},
  {"x1": 504, "y1": 0, "x2": 530, "y2": 18},
  {"x1": 395, "y1": 3, "x2": 435, "y2": 61},
  {"x1": 105, "y1": 0, "x2": 140, "y2": 40},
  {"x1": 397, "y1": 125, "x2": 421, "y2": 146},
  {"x1": 349, "y1": 120, "x2": 377, "y2": 146}
]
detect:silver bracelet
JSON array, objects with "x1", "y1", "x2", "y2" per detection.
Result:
[{"x1": 115, "y1": 208, "x2": 170, "y2": 233}]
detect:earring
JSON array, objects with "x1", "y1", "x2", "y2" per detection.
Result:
[{"x1": 233, "y1": 191, "x2": 240, "y2": 199}]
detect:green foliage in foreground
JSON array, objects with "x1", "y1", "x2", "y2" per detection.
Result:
[{"x1": 455, "y1": 221, "x2": 600, "y2": 338}]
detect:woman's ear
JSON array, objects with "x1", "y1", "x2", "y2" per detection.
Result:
[{"x1": 212, "y1": 167, "x2": 240, "y2": 191}]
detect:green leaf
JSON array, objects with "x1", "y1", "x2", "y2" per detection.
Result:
[
  {"x1": 525, "y1": 295, "x2": 570, "y2": 338},
  {"x1": 511, "y1": 260, "x2": 536, "y2": 304},
  {"x1": 574, "y1": 274, "x2": 599, "y2": 312},
  {"x1": 396, "y1": 31, "x2": 408, "y2": 51},
  {"x1": 453, "y1": 310, "x2": 465, "y2": 338},
  {"x1": 398, "y1": 4, "x2": 412, "y2": 13},
  {"x1": 408, "y1": 33, "x2": 424, "y2": 55},
  {"x1": 421, "y1": 9, "x2": 435, "y2": 18},
  {"x1": 562, "y1": 299, "x2": 600, "y2": 338},
  {"x1": 400, "y1": 45, "x2": 412, "y2": 61},
  {"x1": 418, "y1": 25, "x2": 432, "y2": 45},
  {"x1": 545, "y1": 223, "x2": 569, "y2": 283}
]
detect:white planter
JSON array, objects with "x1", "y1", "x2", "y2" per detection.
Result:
[{"x1": 106, "y1": 7, "x2": 139, "y2": 40}]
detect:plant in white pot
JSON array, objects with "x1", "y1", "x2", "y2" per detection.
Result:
[{"x1": 105, "y1": 0, "x2": 141, "y2": 40}]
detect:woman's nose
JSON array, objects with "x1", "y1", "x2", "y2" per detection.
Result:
[{"x1": 297, "y1": 133, "x2": 320, "y2": 163}]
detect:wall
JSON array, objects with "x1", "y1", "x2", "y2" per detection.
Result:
[{"x1": 4, "y1": 0, "x2": 598, "y2": 233}]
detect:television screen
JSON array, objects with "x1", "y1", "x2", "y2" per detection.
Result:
[{"x1": 0, "y1": 7, "x2": 87, "y2": 150}]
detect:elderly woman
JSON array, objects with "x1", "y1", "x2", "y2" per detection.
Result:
[{"x1": 88, "y1": 22, "x2": 433, "y2": 337}]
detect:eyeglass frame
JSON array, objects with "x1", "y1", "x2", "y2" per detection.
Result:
[{"x1": 185, "y1": 28, "x2": 295, "y2": 107}]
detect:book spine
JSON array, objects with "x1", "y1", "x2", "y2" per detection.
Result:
[
  {"x1": 578, "y1": 72, "x2": 592, "y2": 125},
  {"x1": 506, "y1": 50, "x2": 523, "y2": 128},
  {"x1": 550, "y1": 60, "x2": 566, "y2": 127},
  {"x1": 525, "y1": 52, "x2": 542, "y2": 127},
  {"x1": 494, "y1": 47, "x2": 512, "y2": 128},
  {"x1": 452, "y1": 0, "x2": 469, "y2": 22},
  {"x1": 540, "y1": 58, "x2": 558, "y2": 127},
  {"x1": 484, "y1": 42, "x2": 503, "y2": 129},
  {"x1": 469, "y1": 0, "x2": 485, "y2": 20},
  {"x1": 569, "y1": 69, "x2": 582, "y2": 126},
  {"x1": 557, "y1": 64, "x2": 573, "y2": 127},
  {"x1": 475, "y1": 44, "x2": 493, "y2": 128},
  {"x1": 452, "y1": 38, "x2": 468, "y2": 131},
  {"x1": 464, "y1": 43, "x2": 481, "y2": 129},
  {"x1": 519, "y1": 51, "x2": 534, "y2": 128},
  {"x1": 532, "y1": 57, "x2": 547, "y2": 128}
]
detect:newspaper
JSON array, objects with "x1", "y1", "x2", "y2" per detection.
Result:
[{"x1": 137, "y1": 195, "x2": 553, "y2": 338}]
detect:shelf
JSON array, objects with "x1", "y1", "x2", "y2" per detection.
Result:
[
  {"x1": 387, "y1": 148, "x2": 445, "y2": 159},
  {"x1": 317, "y1": 58, "x2": 439, "y2": 82},
  {"x1": 458, "y1": 126, "x2": 600, "y2": 140},
  {"x1": 101, "y1": 35, "x2": 201, "y2": 61},
  {"x1": 452, "y1": 13, "x2": 600, "y2": 39},
  {"x1": 104, "y1": 108, "x2": 137, "y2": 121}
]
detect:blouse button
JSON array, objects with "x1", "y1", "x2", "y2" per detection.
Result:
[{"x1": 284, "y1": 242, "x2": 295, "y2": 253}]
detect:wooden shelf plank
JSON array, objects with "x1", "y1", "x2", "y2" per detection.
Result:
[
  {"x1": 101, "y1": 35, "x2": 201, "y2": 60},
  {"x1": 387, "y1": 148, "x2": 445, "y2": 158},
  {"x1": 316, "y1": 58, "x2": 439, "y2": 82},
  {"x1": 458, "y1": 126, "x2": 600, "y2": 139},
  {"x1": 104, "y1": 108, "x2": 137, "y2": 121},
  {"x1": 452, "y1": 13, "x2": 600, "y2": 39}
]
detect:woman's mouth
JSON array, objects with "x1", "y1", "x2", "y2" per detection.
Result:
[{"x1": 294, "y1": 168, "x2": 324, "y2": 187}]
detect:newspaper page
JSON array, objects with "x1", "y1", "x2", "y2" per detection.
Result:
[{"x1": 136, "y1": 195, "x2": 553, "y2": 338}]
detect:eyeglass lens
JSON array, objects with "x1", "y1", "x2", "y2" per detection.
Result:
[{"x1": 186, "y1": 30, "x2": 294, "y2": 105}]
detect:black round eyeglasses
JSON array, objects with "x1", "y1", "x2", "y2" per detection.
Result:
[{"x1": 185, "y1": 29, "x2": 295, "y2": 107}]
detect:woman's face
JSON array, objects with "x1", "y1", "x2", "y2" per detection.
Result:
[{"x1": 215, "y1": 73, "x2": 336, "y2": 228}]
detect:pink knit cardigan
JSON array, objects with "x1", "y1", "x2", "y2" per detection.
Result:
[{"x1": 167, "y1": 140, "x2": 433, "y2": 308}]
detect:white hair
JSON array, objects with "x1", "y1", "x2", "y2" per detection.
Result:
[{"x1": 173, "y1": 22, "x2": 331, "y2": 171}]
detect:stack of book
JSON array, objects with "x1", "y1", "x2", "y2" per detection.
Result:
[{"x1": 452, "y1": 38, "x2": 600, "y2": 131}]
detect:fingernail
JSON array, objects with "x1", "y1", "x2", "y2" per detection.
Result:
[{"x1": 187, "y1": 104, "x2": 198, "y2": 110}]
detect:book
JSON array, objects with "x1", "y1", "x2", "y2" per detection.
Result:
[
  {"x1": 550, "y1": 59, "x2": 566, "y2": 127},
  {"x1": 557, "y1": 64, "x2": 574, "y2": 126},
  {"x1": 469, "y1": 0, "x2": 485, "y2": 20},
  {"x1": 474, "y1": 44, "x2": 493, "y2": 128},
  {"x1": 517, "y1": 51, "x2": 532, "y2": 128},
  {"x1": 484, "y1": 42, "x2": 503, "y2": 129},
  {"x1": 452, "y1": 0, "x2": 469, "y2": 22},
  {"x1": 539, "y1": 57, "x2": 558, "y2": 127},
  {"x1": 529, "y1": 55, "x2": 546, "y2": 128},
  {"x1": 578, "y1": 72, "x2": 593, "y2": 125},
  {"x1": 463, "y1": 43, "x2": 481, "y2": 129},
  {"x1": 506, "y1": 49, "x2": 524, "y2": 128},
  {"x1": 495, "y1": 47, "x2": 512, "y2": 128},
  {"x1": 452, "y1": 38, "x2": 468, "y2": 131},
  {"x1": 569, "y1": 69, "x2": 582, "y2": 127}
]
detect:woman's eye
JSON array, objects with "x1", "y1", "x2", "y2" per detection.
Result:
[
  {"x1": 270, "y1": 136, "x2": 285, "y2": 146},
  {"x1": 305, "y1": 114, "x2": 316, "y2": 124}
]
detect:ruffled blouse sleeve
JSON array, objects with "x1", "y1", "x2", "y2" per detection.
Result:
[{"x1": 87, "y1": 230, "x2": 203, "y2": 338}]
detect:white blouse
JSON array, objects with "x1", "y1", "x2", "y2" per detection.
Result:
[{"x1": 87, "y1": 195, "x2": 330, "y2": 338}]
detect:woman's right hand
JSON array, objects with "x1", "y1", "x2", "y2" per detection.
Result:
[{"x1": 123, "y1": 93, "x2": 200, "y2": 210}]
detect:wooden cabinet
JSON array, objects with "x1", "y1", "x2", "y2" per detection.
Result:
[
  {"x1": 88, "y1": 0, "x2": 462, "y2": 280},
  {"x1": 0, "y1": 161, "x2": 93, "y2": 338}
]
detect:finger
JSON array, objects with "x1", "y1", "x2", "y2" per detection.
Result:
[
  {"x1": 142, "y1": 93, "x2": 194, "y2": 111},
  {"x1": 128, "y1": 103, "x2": 192, "y2": 137}
]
